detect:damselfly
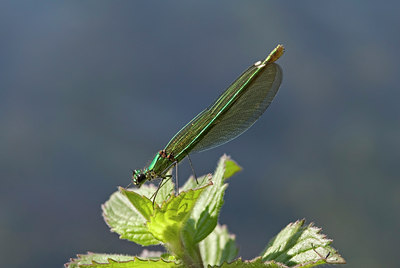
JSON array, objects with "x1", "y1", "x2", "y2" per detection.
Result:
[{"x1": 132, "y1": 44, "x2": 284, "y2": 193}]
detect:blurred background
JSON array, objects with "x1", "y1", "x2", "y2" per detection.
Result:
[{"x1": 1, "y1": 1, "x2": 399, "y2": 267}]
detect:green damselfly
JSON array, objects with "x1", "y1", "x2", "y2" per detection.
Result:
[{"x1": 132, "y1": 44, "x2": 284, "y2": 191}]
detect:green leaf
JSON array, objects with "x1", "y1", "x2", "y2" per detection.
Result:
[
  {"x1": 219, "y1": 257, "x2": 286, "y2": 267},
  {"x1": 66, "y1": 253, "x2": 180, "y2": 267},
  {"x1": 147, "y1": 184, "x2": 211, "y2": 261},
  {"x1": 183, "y1": 154, "x2": 232, "y2": 245},
  {"x1": 199, "y1": 224, "x2": 238, "y2": 266},
  {"x1": 138, "y1": 250, "x2": 177, "y2": 262},
  {"x1": 102, "y1": 190, "x2": 160, "y2": 246},
  {"x1": 120, "y1": 187, "x2": 154, "y2": 220},
  {"x1": 223, "y1": 159, "x2": 242, "y2": 179},
  {"x1": 261, "y1": 220, "x2": 346, "y2": 267},
  {"x1": 66, "y1": 253, "x2": 134, "y2": 267}
]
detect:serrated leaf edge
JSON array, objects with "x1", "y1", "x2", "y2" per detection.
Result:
[{"x1": 66, "y1": 252, "x2": 179, "y2": 267}]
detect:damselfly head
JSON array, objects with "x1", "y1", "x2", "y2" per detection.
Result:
[{"x1": 132, "y1": 169, "x2": 147, "y2": 187}]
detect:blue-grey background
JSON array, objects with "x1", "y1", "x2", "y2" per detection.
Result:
[{"x1": 1, "y1": 1, "x2": 399, "y2": 267}]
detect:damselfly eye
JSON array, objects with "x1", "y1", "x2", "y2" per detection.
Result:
[
  {"x1": 137, "y1": 174, "x2": 146, "y2": 183},
  {"x1": 132, "y1": 171, "x2": 147, "y2": 186}
]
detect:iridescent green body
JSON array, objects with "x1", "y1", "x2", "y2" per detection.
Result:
[{"x1": 132, "y1": 45, "x2": 284, "y2": 186}]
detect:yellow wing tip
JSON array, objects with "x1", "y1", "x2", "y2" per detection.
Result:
[{"x1": 264, "y1": 44, "x2": 285, "y2": 64}]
